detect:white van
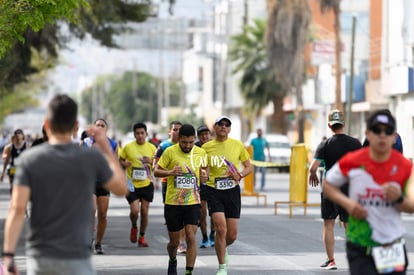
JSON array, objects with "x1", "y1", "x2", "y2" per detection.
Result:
[{"x1": 246, "y1": 133, "x2": 291, "y2": 173}]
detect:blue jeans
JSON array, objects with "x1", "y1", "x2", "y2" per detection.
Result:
[{"x1": 254, "y1": 166, "x2": 266, "y2": 190}]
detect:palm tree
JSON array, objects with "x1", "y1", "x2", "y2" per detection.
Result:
[
  {"x1": 318, "y1": 0, "x2": 342, "y2": 111},
  {"x1": 229, "y1": 18, "x2": 287, "y2": 134},
  {"x1": 266, "y1": 0, "x2": 311, "y2": 143}
]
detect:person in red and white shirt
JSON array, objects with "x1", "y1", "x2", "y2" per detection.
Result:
[{"x1": 324, "y1": 109, "x2": 414, "y2": 275}]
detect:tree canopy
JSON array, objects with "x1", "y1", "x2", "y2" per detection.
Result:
[
  {"x1": 0, "y1": 0, "x2": 85, "y2": 58},
  {"x1": 0, "y1": 0, "x2": 155, "y2": 91},
  {"x1": 0, "y1": 0, "x2": 177, "y2": 124},
  {"x1": 229, "y1": 18, "x2": 287, "y2": 134}
]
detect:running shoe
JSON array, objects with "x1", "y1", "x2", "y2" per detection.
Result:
[
  {"x1": 94, "y1": 243, "x2": 104, "y2": 255},
  {"x1": 138, "y1": 236, "x2": 149, "y2": 247},
  {"x1": 177, "y1": 243, "x2": 187, "y2": 254},
  {"x1": 209, "y1": 234, "x2": 215, "y2": 247},
  {"x1": 320, "y1": 259, "x2": 337, "y2": 270},
  {"x1": 130, "y1": 227, "x2": 137, "y2": 243},
  {"x1": 168, "y1": 259, "x2": 177, "y2": 275},
  {"x1": 200, "y1": 239, "x2": 209, "y2": 248},
  {"x1": 216, "y1": 268, "x2": 227, "y2": 275}
]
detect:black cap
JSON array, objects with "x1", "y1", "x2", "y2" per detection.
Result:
[
  {"x1": 367, "y1": 109, "x2": 396, "y2": 132},
  {"x1": 197, "y1": 125, "x2": 210, "y2": 136}
]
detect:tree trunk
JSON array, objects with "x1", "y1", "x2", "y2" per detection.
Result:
[{"x1": 271, "y1": 94, "x2": 287, "y2": 134}]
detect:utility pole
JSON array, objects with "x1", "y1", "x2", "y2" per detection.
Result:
[
  {"x1": 334, "y1": 3, "x2": 342, "y2": 111},
  {"x1": 243, "y1": 0, "x2": 248, "y2": 26},
  {"x1": 346, "y1": 15, "x2": 356, "y2": 134}
]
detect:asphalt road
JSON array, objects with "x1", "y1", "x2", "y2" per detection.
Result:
[{"x1": 1, "y1": 172, "x2": 414, "y2": 274}]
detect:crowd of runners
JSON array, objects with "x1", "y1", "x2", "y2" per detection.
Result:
[
  {"x1": 0, "y1": 94, "x2": 253, "y2": 275},
  {"x1": 1, "y1": 94, "x2": 414, "y2": 275}
]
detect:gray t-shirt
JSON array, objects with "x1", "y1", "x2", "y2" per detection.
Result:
[{"x1": 14, "y1": 143, "x2": 113, "y2": 259}]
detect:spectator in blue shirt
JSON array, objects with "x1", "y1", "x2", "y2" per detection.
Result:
[{"x1": 250, "y1": 129, "x2": 271, "y2": 191}]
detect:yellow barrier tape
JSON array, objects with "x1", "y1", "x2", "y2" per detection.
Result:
[{"x1": 251, "y1": 160, "x2": 289, "y2": 168}]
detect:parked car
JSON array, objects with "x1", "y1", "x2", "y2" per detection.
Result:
[{"x1": 246, "y1": 132, "x2": 292, "y2": 173}]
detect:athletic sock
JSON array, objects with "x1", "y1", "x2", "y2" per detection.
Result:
[{"x1": 185, "y1": 266, "x2": 193, "y2": 274}]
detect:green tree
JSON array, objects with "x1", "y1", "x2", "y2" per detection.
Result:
[
  {"x1": 229, "y1": 18, "x2": 287, "y2": 134},
  {"x1": 0, "y1": 0, "x2": 171, "y2": 124},
  {"x1": 80, "y1": 71, "x2": 181, "y2": 134},
  {"x1": 0, "y1": 1, "x2": 154, "y2": 91},
  {"x1": 266, "y1": 0, "x2": 311, "y2": 143},
  {"x1": 0, "y1": 0, "x2": 85, "y2": 58}
]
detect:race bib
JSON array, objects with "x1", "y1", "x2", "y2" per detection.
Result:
[
  {"x1": 175, "y1": 173, "x2": 197, "y2": 189},
  {"x1": 131, "y1": 167, "x2": 147, "y2": 180},
  {"x1": 372, "y1": 241, "x2": 406, "y2": 274},
  {"x1": 215, "y1": 177, "x2": 235, "y2": 190}
]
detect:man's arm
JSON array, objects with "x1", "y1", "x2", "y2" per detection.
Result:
[
  {"x1": 383, "y1": 166, "x2": 414, "y2": 213},
  {"x1": 236, "y1": 159, "x2": 253, "y2": 182},
  {"x1": 3, "y1": 184, "x2": 30, "y2": 274},
  {"x1": 88, "y1": 126, "x2": 127, "y2": 197},
  {"x1": 119, "y1": 156, "x2": 131, "y2": 170},
  {"x1": 2, "y1": 143, "x2": 11, "y2": 160},
  {"x1": 308, "y1": 159, "x2": 321, "y2": 187},
  {"x1": 199, "y1": 166, "x2": 209, "y2": 184},
  {"x1": 323, "y1": 180, "x2": 367, "y2": 219},
  {"x1": 0, "y1": 145, "x2": 11, "y2": 181},
  {"x1": 154, "y1": 162, "x2": 182, "y2": 178}
]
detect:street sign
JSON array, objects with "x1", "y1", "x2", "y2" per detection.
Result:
[{"x1": 311, "y1": 40, "x2": 345, "y2": 65}]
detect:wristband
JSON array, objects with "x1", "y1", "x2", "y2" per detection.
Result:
[
  {"x1": 394, "y1": 195, "x2": 404, "y2": 204},
  {"x1": 1, "y1": 252, "x2": 14, "y2": 257}
]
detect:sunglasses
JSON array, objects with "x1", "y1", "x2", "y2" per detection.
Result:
[
  {"x1": 217, "y1": 122, "x2": 231, "y2": 128},
  {"x1": 370, "y1": 126, "x2": 394, "y2": 136}
]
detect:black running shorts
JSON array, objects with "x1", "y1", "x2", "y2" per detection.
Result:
[
  {"x1": 205, "y1": 184, "x2": 241, "y2": 219},
  {"x1": 164, "y1": 204, "x2": 201, "y2": 232},
  {"x1": 126, "y1": 182, "x2": 154, "y2": 204}
]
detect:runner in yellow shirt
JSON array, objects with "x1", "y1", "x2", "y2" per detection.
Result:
[
  {"x1": 119, "y1": 122, "x2": 156, "y2": 247},
  {"x1": 202, "y1": 116, "x2": 253, "y2": 275},
  {"x1": 154, "y1": 124, "x2": 208, "y2": 275}
]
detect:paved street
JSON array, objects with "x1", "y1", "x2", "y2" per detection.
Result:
[{"x1": 1, "y1": 172, "x2": 414, "y2": 274}]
